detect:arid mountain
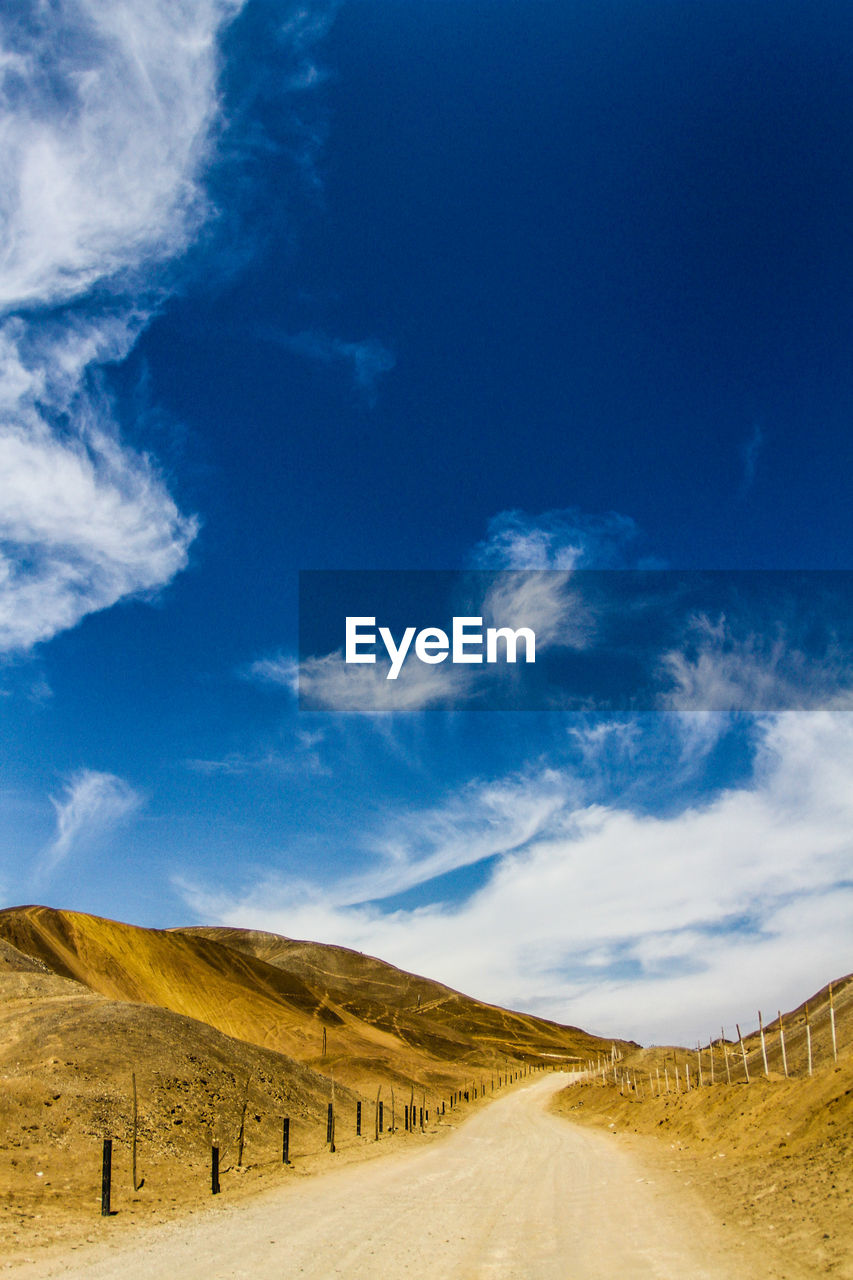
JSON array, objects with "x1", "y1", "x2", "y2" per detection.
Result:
[
  {"x1": 0, "y1": 903, "x2": 848, "y2": 1267},
  {"x1": 0, "y1": 903, "x2": 621, "y2": 1254},
  {"x1": 0, "y1": 906, "x2": 620, "y2": 1096}
]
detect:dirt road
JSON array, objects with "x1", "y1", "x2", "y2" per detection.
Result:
[{"x1": 21, "y1": 1075, "x2": 761, "y2": 1279}]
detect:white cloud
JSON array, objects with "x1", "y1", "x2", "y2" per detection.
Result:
[
  {"x1": 471, "y1": 507, "x2": 651, "y2": 660},
  {"x1": 249, "y1": 648, "x2": 476, "y2": 714},
  {"x1": 44, "y1": 768, "x2": 141, "y2": 873},
  {"x1": 470, "y1": 507, "x2": 646, "y2": 571},
  {"x1": 271, "y1": 330, "x2": 396, "y2": 394},
  {"x1": 0, "y1": 0, "x2": 243, "y2": 310},
  {"x1": 657, "y1": 613, "x2": 853, "y2": 765},
  {"x1": 0, "y1": 0, "x2": 251, "y2": 652},
  {"x1": 179, "y1": 711, "x2": 853, "y2": 1045}
]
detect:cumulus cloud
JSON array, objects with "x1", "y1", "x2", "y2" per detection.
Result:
[
  {"x1": 179, "y1": 711, "x2": 853, "y2": 1045},
  {"x1": 0, "y1": 1, "x2": 251, "y2": 652},
  {"x1": 44, "y1": 768, "x2": 141, "y2": 874}
]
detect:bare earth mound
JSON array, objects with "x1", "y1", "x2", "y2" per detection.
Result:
[
  {"x1": 552, "y1": 981, "x2": 853, "y2": 1279},
  {"x1": 0, "y1": 905, "x2": 616, "y2": 1263}
]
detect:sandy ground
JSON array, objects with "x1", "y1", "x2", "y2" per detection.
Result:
[{"x1": 8, "y1": 1075, "x2": 773, "y2": 1280}]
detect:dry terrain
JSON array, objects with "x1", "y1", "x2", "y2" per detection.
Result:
[
  {"x1": 7, "y1": 1076, "x2": 781, "y2": 1280},
  {"x1": 552, "y1": 975, "x2": 853, "y2": 1278},
  {"x1": 0, "y1": 906, "x2": 619, "y2": 1263},
  {"x1": 0, "y1": 905, "x2": 849, "y2": 1276}
]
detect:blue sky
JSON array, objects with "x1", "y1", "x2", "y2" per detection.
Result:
[{"x1": 1, "y1": 0, "x2": 852, "y2": 1044}]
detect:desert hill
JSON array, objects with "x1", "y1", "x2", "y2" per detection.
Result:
[
  {"x1": 0, "y1": 907, "x2": 619, "y2": 1095},
  {"x1": 178, "y1": 924, "x2": 609, "y2": 1076},
  {"x1": 0, "y1": 903, "x2": 848, "y2": 1270},
  {"x1": 0, "y1": 903, "x2": 621, "y2": 1255},
  {"x1": 553, "y1": 973, "x2": 853, "y2": 1279}
]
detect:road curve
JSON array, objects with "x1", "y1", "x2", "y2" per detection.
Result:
[{"x1": 28, "y1": 1075, "x2": 754, "y2": 1279}]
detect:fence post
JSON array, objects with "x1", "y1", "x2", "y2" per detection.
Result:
[
  {"x1": 101, "y1": 1139, "x2": 112, "y2": 1216},
  {"x1": 282, "y1": 1118, "x2": 290, "y2": 1164},
  {"x1": 237, "y1": 1073, "x2": 250, "y2": 1167},
  {"x1": 758, "y1": 1011, "x2": 769, "y2": 1077},
  {"x1": 777, "y1": 1011, "x2": 789, "y2": 1078},
  {"x1": 131, "y1": 1072, "x2": 139, "y2": 1191},
  {"x1": 722, "y1": 1028, "x2": 731, "y2": 1085},
  {"x1": 211, "y1": 1144, "x2": 220, "y2": 1194},
  {"x1": 356, "y1": 1101, "x2": 362, "y2": 1136},
  {"x1": 805, "y1": 1004, "x2": 813, "y2": 1077},
  {"x1": 829, "y1": 983, "x2": 838, "y2": 1064},
  {"x1": 736, "y1": 1023, "x2": 750, "y2": 1083}
]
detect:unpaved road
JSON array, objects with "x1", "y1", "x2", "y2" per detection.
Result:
[{"x1": 22, "y1": 1075, "x2": 761, "y2": 1279}]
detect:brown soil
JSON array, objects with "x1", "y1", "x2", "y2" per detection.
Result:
[
  {"x1": 552, "y1": 1053, "x2": 853, "y2": 1278},
  {"x1": 0, "y1": 907, "x2": 589, "y2": 1265}
]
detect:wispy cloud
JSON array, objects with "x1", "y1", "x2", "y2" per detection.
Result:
[
  {"x1": 269, "y1": 330, "x2": 396, "y2": 395},
  {"x1": 249, "y1": 648, "x2": 474, "y2": 713},
  {"x1": 472, "y1": 506, "x2": 652, "y2": 657},
  {"x1": 470, "y1": 507, "x2": 647, "y2": 571},
  {"x1": 43, "y1": 768, "x2": 141, "y2": 875},
  {"x1": 659, "y1": 613, "x2": 853, "y2": 715},
  {"x1": 178, "y1": 711, "x2": 853, "y2": 1045},
  {"x1": 0, "y1": 1, "x2": 251, "y2": 652}
]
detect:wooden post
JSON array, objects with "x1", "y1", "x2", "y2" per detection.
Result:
[
  {"x1": 391, "y1": 1088, "x2": 396, "y2": 1133},
  {"x1": 829, "y1": 983, "x2": 838, "y2": 1064},
  {"x1": 674, "y1": 1064, "x2": 680, "y2": 1094},
  {"x1": 326, "y1": 1102, "x2": 334, "y2": 1145},
  {"x1": 330, "y1": 1076, "x2": 336, "y2": 1152},
  {"x1": 722, "y1": 1028, "x2": 731, "y2": 1085},
  {"x1": 378, "y1": 1100, "x2": 384, "y2": 1133},
  {"x1": 778, "y1": 1012, "x2": 789, "y2": 1079},
  {"x1": 656, "y1": 1066, "x2": 661, "y2": 1095},
  {"x1": 709, "y1": 1038, "x2": 715, "y2": 1085},
  {"x1": 696, "y1": 1045, "x2": 703, "y2": 1087},
  {"x1": 211, "y1": 1144, "x2": 220, "y2": 1195},
  {"x1": 736, "y1": 1023, "x2": 750, "y2": 1083},
  {"x1": 131, "y1": 1071, "x2": 139, "y2": 1191},
  {"x1": 282, "y1": 1117, "x2": 290, "y2": 1164},
  {"x1": 356, "y1": 1101, "x2": 362, "y2": 1136},
  {"x1": 322, "y1": 1026, "x2": 327, "y2": 1058},
  {"x1": 237, "y1": 1073, "x2": 250, "y2": 1167},
  {"x1": 805, "y1": 1004, "x2": 813, "y2": 1077},
  {"x1": 404, "y1": 1105, "x2": 409, "y2": 1132},
  {"x1": 685, "y1": 1060, "x2": 691, "y2": 1090},
  {"x1": 375, "y1": 1087, "x2": 382, "y2": 1140},
  {"x1": 664, "y1": 1065, "x2": 670, "y2": 1093},
  {"x1": 101, "y1": 1139, "x2": 112, "y2": 1216},
  {"x1": 758, "y1": 1011, "x2": 769, "y2": 1077}
]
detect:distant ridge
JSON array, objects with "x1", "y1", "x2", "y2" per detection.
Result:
[{"x1": 0, "y1": 905, "x2": 622, "y2": 1090}]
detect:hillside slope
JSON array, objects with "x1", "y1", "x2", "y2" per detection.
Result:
[{"x1": 0, "y1": 907, "x2": 621, "y2": 1094}]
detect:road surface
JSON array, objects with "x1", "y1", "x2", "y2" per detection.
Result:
[{"x1": 25, "y1": 1075, "x2": 758, "y2": 1279}]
